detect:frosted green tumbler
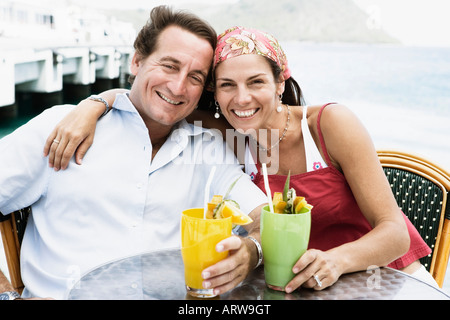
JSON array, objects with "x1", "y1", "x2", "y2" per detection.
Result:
[{"x1": 260, "y1": 205, "x2": 311, "y2": 291}]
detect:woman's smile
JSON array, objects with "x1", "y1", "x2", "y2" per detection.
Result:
[{"x1": 232, "y1": 108, "x2": 260, "y2": 118}]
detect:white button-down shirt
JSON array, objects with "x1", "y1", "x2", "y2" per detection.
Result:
[{"x1": 0, "y1": 93, "x2": 267, "y2": 299}]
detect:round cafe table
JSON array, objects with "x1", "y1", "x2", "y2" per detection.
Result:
[{"x1": 67, "y1": 248, "x2": 450, "y2": 300}]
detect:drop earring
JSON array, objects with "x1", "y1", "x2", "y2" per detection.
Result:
[
  {"x1": 214, "y1": 101, "x2": 220, "y2": 119},
  {"x1": 276, "y1": 94, "x2": 283, "y2": 112}
]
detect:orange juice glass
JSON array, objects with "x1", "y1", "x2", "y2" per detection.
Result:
[{"x1": 181, "y1": 208, "x2": 232, "y2": 298}]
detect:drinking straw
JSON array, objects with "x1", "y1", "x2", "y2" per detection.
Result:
[
  {"x1": 261, "y1": 163, "x2": 274, "y2": 213},
  {"x1": 204, "y1": 166, "x2": 217, "y2": 219}
]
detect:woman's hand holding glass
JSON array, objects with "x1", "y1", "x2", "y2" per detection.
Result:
[{"x1": 285, "y1": 249, "x2": 342, "y2": 292}]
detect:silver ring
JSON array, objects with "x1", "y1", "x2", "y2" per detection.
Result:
[
  {"x1": 313, "y1": 275, "x2": 322, "y2": 288},
  {"x1": 53, "y1": 139, "x2": 60, "y2": 144}
]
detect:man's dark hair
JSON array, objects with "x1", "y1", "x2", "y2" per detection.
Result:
[{"x1": 129, "y1": 5, "x2": 217, "y2": 85}]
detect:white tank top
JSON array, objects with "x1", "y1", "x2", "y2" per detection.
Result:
[{"x1": 244, "y1": 105, "x2": 327, "y2": 178}]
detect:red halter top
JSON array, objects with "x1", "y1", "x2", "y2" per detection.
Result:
[{"x1": 251, "y1": 103, "x2": 430, "y2": 269}]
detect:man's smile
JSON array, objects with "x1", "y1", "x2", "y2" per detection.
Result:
[{"x1": 157, "y1": 91, "x2": 183, "y2": 105}]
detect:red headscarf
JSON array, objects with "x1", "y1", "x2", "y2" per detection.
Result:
[{"x1": 213, "y1": 26, "x2": 291, "y2": 80}]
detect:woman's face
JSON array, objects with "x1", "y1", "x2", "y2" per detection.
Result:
[{"x1": 214, "y1": 54, "x2": 284, "y2": 133}]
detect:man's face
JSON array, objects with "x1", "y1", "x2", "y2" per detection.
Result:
[{"x1": 129, "y1": 25, "x2": 214, "y2": 130}]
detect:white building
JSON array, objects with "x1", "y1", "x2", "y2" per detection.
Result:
[
  {"x1": 0, "y1": 0, "x2": 135, "y2": 107},
  {"x1": 0, "y1": 0, "x2": 136, "y2": 49}
]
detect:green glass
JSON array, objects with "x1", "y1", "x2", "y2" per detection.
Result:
[{"x1": 260, "y1": 205, "x2": 311, "y2": 291}]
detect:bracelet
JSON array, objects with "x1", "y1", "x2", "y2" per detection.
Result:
[
  {"x1": 88, "y1": 95, "x2": 110, "y2": 117},
  {"x1": 247, "y1": 236, "x2": 263, "y2": 269}
]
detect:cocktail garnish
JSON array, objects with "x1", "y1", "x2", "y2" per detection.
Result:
[
  {"x1": 206, "y1": 176, "x2": 253, "y2": 225},
  {"x1": 273, "y1": 171, "x2": 313, "y2": 214}
]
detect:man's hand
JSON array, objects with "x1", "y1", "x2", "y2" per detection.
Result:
[{"x1": 200, "y1": 235, "x2": 257, "y2": 296}]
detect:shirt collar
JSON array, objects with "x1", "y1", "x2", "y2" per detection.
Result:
[
  {"x1": 112, "y1": 92, "x2": 215, "y2": 145},
  {"x1": 112, "y1": 92, "x2": 138, "y2": 113}
]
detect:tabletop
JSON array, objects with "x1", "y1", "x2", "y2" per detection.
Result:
[{"x1": 67, "y1": 248, "x2": 450, "y2": 300}]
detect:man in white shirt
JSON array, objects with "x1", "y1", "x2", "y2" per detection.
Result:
[{"x1": 0, "y1": 6, "x2": 267, "y2": 299}]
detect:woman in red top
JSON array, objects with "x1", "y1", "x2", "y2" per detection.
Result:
[{"x1": 44, "y1": 26, "x2": 434, "y2": 292}]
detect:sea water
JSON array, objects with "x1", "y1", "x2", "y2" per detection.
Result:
[{"x1": 284, "y1": 42, "x2": 450, "y2": 171}]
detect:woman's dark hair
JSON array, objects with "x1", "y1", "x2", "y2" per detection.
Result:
[
  {"x1": 265, "y1": 58, "x2": 305, "y2": 106},
  {"x1": 129, "y1": 5, "x2": 217, "y2": 85}
]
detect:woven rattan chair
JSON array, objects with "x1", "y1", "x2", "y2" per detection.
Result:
[
  {"x1": 0, "y1": 207, "x2": 31, "y2": 294},
  {"x1": 378, "y1": 149, "x2": 450, "y2": 287}
]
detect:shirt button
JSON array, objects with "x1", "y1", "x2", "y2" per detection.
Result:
[{"x1": 136, "y1": 182, "x2": 144, "y2": 189}]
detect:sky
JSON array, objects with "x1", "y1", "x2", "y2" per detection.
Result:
[
  {"x1": 62, "y1": 0, "x2": 450, "y2": 47},
  {"x1": 352, "y1": 0, "x2": 450, "y2": 47}
]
